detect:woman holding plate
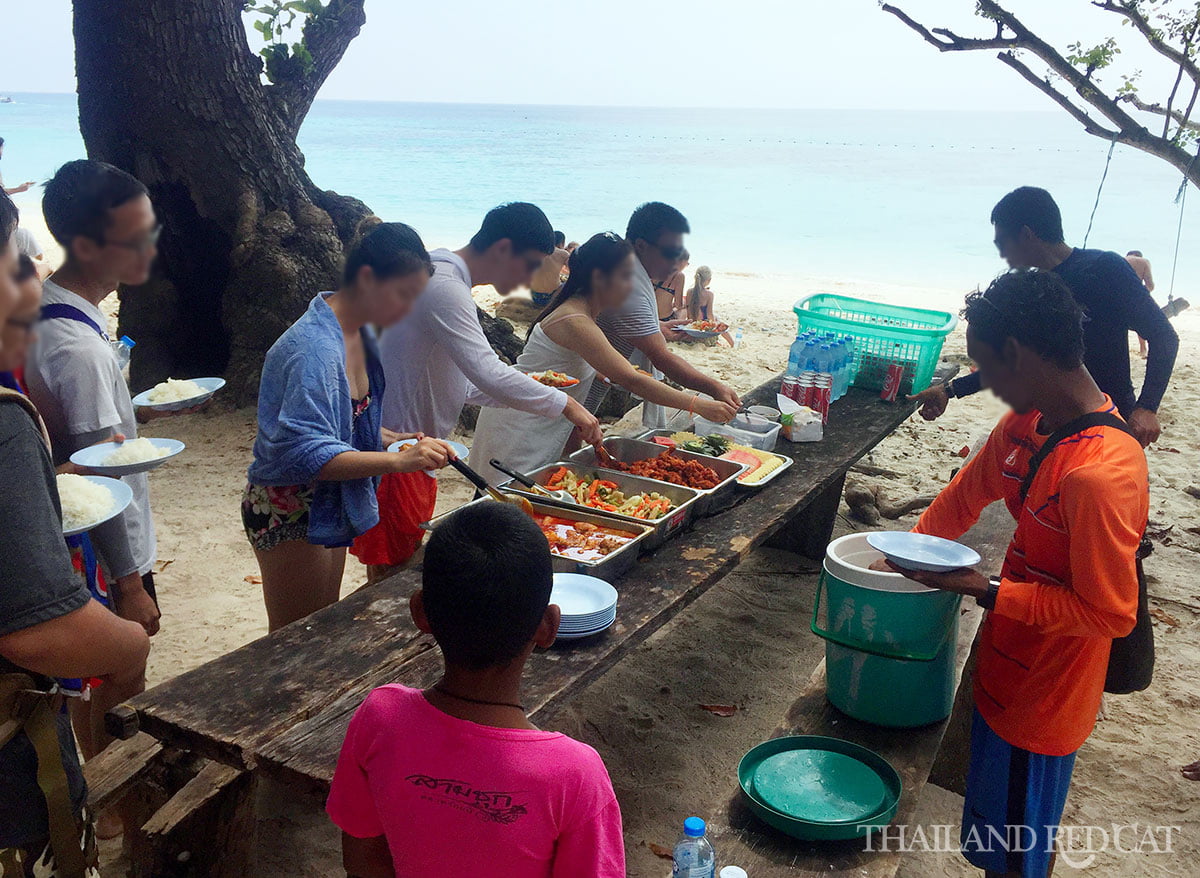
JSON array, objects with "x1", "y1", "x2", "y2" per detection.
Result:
[
  {"x1": 244, "y1": 220, "x2": 455, "y2": 631},
  {"x1": 469, "y1": 233, "x2": 736, "y2": 484}
]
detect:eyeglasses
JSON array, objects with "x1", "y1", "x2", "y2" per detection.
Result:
[{"x1": 106, "y1": 224, "x2": 162, "y2": 255}]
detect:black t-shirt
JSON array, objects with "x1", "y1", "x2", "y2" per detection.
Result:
[
  {"x1": 950, "y1": 249, "x2": 1179, "y2": 416},
  {"x1": 0, "y1": 401, "x2": 90, "y2": 847}
]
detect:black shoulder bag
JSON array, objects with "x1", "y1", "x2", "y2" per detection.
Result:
[{"x1": 1018, "y1": 412, "x2": 1154, "y2": 695}]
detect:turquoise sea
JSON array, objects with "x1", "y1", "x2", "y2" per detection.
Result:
[{"x1": 1, "y1": 92, "x2": 1196, "y2": 299}]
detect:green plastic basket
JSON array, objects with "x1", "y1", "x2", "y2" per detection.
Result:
[{"x1": 794, "y1": 294, "x2": 957, "y2": 395}]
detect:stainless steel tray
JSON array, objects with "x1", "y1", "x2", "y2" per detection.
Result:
[
  {"x1": 498, "y1": 463, "x2": 700, "y2": 552},
  {"x1": 426, "y1": 496, "x2": 651, "y2": 582},
  {"x1": 568, "y1": 436, "x2": 746, "y2": 516},
  {"x1": 637, "y1": 429, "x2": 796, "y2": 490}
]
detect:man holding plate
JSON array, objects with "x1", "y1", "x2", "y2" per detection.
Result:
[{"x1": 887, "y1": 268, "x2": 1148, "y2": 878}]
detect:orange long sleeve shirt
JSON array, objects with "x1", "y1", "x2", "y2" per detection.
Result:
[{"x1": 914, "y1": 398, "x2": 1147, "y2": 755}]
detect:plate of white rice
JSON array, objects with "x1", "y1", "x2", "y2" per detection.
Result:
[
  {"x1": 131, "y1": 376, "x2": 225, "y2": 412},
  {"x1": 57, "y1": 474, "x2": 133, "y2": 537},
  {"x1": 69, "y1": 437, "x2": 186, "y2": 477}
]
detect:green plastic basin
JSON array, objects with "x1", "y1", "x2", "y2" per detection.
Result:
[{"x1": 737, "y1": 735, "x2": 902, "y2": 842}]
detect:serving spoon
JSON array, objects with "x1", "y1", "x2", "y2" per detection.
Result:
[{"x1": 447, "y1": 457, "x2": 536, "y2": 517}]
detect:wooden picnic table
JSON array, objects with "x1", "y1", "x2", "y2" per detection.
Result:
[{"x1": 112, "y1": 368, "x2": 956, "y2": 871}]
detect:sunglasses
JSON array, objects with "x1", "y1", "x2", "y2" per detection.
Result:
[{"x1": 651, "y1": 242, "x2": 686, "y2": 261}]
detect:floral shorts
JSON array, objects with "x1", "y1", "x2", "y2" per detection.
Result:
[{"x1": 241, "y1": 482, "x2": 315, "y2": 551}]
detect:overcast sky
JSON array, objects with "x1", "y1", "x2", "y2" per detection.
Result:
[{"x1": 0, "y1": 1, "x2": 1179, "y2": 110}]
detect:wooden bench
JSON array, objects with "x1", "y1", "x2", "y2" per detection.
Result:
[
  {"x1": 705, "y1": 502, "x2": 1014, "y2": 876},
  {"x1": 104, "y1": 371, "x2": 952, "y2": 870}
]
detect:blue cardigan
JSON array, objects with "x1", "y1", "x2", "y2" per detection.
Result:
[{"x1": 248, "y1": 293, "x2": 385, "y2": 546}]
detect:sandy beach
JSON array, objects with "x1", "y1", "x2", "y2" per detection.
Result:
[{"x1": 15, "y1": 199, "x2": 1197, "y2": 874}]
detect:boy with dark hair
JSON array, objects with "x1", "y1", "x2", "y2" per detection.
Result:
[
  {"x1": 586, "y1": 201, "x2": 739, "y2": 427},
  {"x1": 892, "y1": 268, "x2": 1147, "y2": 877},
  {"x1": 915, "y1": 186, "x2": 1178, "y2": 447},
  {"x1": 358, "y1": 204, "x2": 603, "y2": 580},
  {"x1": 329, "y1": 503, "x2": 625, "y2": 877}
]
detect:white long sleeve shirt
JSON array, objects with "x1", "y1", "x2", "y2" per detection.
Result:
[{"x1": 379, "y1": 250, "x2": 568, "y2": 439}]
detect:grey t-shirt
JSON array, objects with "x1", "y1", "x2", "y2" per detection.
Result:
[
  {"x1": 0, "y1": 401, "x2": 90, "y2": 846},
  {"x1": 585, "y1": 257, "x2": 662, "y2": 412}
]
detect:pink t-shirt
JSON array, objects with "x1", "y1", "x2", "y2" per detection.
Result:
[{"x1": 326, "y1": 684, "x2": 626, "y2": 877}]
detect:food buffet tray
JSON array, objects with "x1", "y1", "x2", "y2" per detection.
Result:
[
  {"x1": 427, "y1": 497, "x2": 651, "y2": 582},
  {"x1": 568, "y1": 436, "x2": 746, "y2": 517},
  {"x1": 498, "y1": 463, "x2": 701, "y2": 552},
  {"x1": 638, "y1": 429, "x2": 796, "y2": 490}
]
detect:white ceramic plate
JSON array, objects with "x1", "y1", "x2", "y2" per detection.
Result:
[
  {"x1": 866, "y1": 531, "x2": 981, "y2": 573},
  {"x1": 62, "y1": 476, "x2": 133, "y2": 537},
  {"x1": 131, "y1": 377, "x2": 225, "y2": 412},
  {"x1": 550, "y1": 573, "x2": 618, "y2": 618},
  {"x1": 555, "y1": 610, "x2": 617, "y2": 640},
  {"x1": 69, "y1": 437, "x2": 185, "y2": 477}
]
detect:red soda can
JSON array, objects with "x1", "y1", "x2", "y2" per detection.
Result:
[
  {"x1": 798, "y1": 375, "x2": 814, "y2": 407},
  {"x1": 812, "y1": 380, "x2": 831, "y2": 423},
  {"x1": 781, "y1": 376, "x2": 800, "y2": 404},
  {"x1": 880, "y1": 363, "x2": 904, "y2": 402}
]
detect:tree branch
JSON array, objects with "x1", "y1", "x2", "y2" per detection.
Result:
[
  {"x1": 1092, "y1": 1, "x2": 1200, "y2": 90},
  {"x1": 1118, "y1": 91, "x2": 1200, "y2": 134},
  {"x1": 881, "y1": 4, "x2": 1017, "y2": 51},
  {"x1": 995, "y1": 51, "x2": 1118, "y2": 139},
  {"x1": 265, "y1": 0, "x2": 366, "y2": 138},
  {"x1": 884, "y1": 1, "x2": 1200, "y2": 191}
]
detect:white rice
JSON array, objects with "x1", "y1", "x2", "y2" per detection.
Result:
[
  {"x1": 57, "y1": 473, "x2": 115, "y2": 531},
  {"x1": 146, "y1": 378, "x2": 204, "y2": 403},
  {"x1": 104, "y1": 437, "x2": 170, "y2": 466}
]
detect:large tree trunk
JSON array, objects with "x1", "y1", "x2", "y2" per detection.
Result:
[{"x1": 72, "y1": 0, "x2": 371, "y2": 402}]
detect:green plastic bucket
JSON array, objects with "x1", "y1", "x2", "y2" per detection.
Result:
[{"x1": 811, "y1": 533, "x2": 961, "y2": 728}]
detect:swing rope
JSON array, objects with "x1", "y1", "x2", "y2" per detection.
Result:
[
  {"x1": 1167, "y1": 148, "x2": 1198, "y2": 302},
  {"x1": 1082, "y1": 133, "x2": 1120, "y2": 248}
]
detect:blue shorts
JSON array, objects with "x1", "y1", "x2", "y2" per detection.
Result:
[{"x1": 961, "y1": 709, "x2": 1077, "y2": 877}]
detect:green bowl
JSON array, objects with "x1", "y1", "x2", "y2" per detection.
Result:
[{"x1": 737, "y1": 735, "x2": 902, "y2": 841}]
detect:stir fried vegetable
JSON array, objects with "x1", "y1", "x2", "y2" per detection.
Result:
[
  {"x1": 545, "y1": 468, "x2": 675, "y2": 520},
  {"x1": 676, "y1": 434, "x2": 733, "y2": 456}
]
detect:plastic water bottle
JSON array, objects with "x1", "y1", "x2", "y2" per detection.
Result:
[
  {"x1": 672, "y1": 817, "x2": 716, "y2": 877},
  {"x1": 834, "y1": 340, "x2": 850, "y2": 399},
  {"x1": 815, "y1": 343, "x2": 833, "y2": 384},
  {"x1": 111, "y1": 335, "x2": 135, "y2": 370},
  {"x1": 786, "y1": 335, "x2": 806, "y2": 377},
  {"x1": 843, "y1": 334, "x2": 858, "y2": 385},
  {"x1": 732, "y1": 327, "x2": 743, "y2": 349},
  {"x1": 828, "y1": 341, "x2": 843, "y2": 400}
]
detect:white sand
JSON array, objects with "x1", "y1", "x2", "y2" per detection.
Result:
[{"x1": 16, "y1": 198, "x2": 1190, "y2": 873}]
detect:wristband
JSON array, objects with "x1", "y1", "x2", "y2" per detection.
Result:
[
  {"x1": 944, "y1": 380, "x2": 957, "y2": 400},
  {"x1": 979, "y1": 576, "x2": 1001, "y2": 610},
  {"x1": 688, "y1": 394, "x2": 698, "y2": 416}
]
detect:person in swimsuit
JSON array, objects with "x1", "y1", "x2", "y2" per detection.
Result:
[
  {"x1": 244, "y1": 220, "x2": 455, "y2": 631},
  {"x1": 655, "y1": 248, "x2": 688, "y2": 320},
  {"x1": 1125, "y1": 250, "x2": 1154, "y2": 358},
  {"x1": 684, "y1": 266, "x2": 734, "y2": 346},
  {"x1": 529, "y1": 230, "x2": 570, "y2": 308},
  {"x1": 469, "y1": 233, "x2": 736, "y2": 484}
]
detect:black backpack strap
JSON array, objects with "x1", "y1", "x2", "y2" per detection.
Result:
[{"x1": 1018, "y1": 412, "x2": 1135, "y2": 502}]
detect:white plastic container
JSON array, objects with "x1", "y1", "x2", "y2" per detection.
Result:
[{"x1": 693, "y1": 415, "x2": 781, "y2": 451}]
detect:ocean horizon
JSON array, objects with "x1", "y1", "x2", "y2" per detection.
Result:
[{"x1": 2, "y1": 91, "x2": 1195, "y2": 303}]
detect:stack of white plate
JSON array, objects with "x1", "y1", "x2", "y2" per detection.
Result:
[{"x1": 551, "y1": 573, "x2": 618, "y2": 640}]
